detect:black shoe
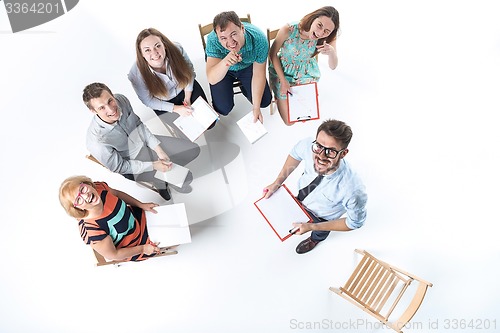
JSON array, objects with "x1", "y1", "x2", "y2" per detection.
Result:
[
  {"x1": 207, "y1": 120, "x2": 217, "y2": 130},
  {"x1": 170, "y1": 184, "x2": 192, "y2": 194},
  {"x1": 157, "y1": 188, "x2": 171, "y2": 201},
  {"x1": 296, "y1": 237, "x2": 319, "y2": 254}
]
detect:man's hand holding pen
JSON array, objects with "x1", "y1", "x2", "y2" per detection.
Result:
[{"x1": 290, "y1": 222, "x2": 312, "y2": 235}]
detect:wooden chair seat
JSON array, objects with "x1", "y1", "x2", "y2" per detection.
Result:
[{"x1": 93, "y1": 247, "x2": 178, "y2": 267}]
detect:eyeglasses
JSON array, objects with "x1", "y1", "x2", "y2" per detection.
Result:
[
  {"x1": 73, "y1": 183, "x2": 91, "y2": 207},
  {"x1": 312, "y1": 140, "x2": 345, "y2": 159}
]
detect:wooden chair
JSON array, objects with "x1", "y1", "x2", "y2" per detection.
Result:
[
  {"x1": 330, "y1": 249, "x2": 433, "y2": 333},
  {"x1": 93, "y1": 247, "x2": 178, "y2": 267},
  {"x1": 198, "y1": 14, "x2": 251, "y2": 95},
  {"x1": 266, "y1": 28, "x2": 279, "y2": 115},
  {"x1": 85, "y1": 154, "x2": 155, "y2": 191}
]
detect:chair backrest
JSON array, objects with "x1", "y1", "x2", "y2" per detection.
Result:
[
  {"x1": 330, "y1": 249, "x2": 433, "y2": 333},
  {"x1": 266, "y1": 28, "x2": 278, "y2": 50},
  {"x1": 86, "y1": 154, "x2": 105, "y2": 167},
  {"x1": 198, "y1": 14, "x2": 251, "y2": 51},
  {"x1": 93, "y1": 248, "x2": 178, "y2": 267}
]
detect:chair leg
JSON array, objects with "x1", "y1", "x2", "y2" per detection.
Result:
[
  {"x1": 164, "y1": 122, "x2": 178, "y2": 138},
  {"x1": 270, "y1": 99, "x2": 276, "y2": 115}
]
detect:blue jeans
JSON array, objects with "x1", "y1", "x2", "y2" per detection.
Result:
[{"x1": 209, "y1": 64, "x2": 272, "y2": 115}]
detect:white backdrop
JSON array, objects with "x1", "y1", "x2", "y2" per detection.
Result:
[{"x1": 1, "y1": 1, "x2": 499, "y2": 332}]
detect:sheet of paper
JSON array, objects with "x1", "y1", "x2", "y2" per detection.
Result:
[
  {"x1": 173, "y1": 97, "x2": 219, "y2": 142},
  {"x1": 287, "y1": 82, "x2": 319, "y2": 122},
  {"x1": 146, "y1": 203, "x2": 191, "y2": 247},
  {"x1": 236, "y1": 112, "x2": 268, "y2": 144},
  {"x1": 154, "y1": 163, "x2": 189, "y2": 188},
  {"x1": 254, "y1": 185, "x2": 311, "y2": 241}
]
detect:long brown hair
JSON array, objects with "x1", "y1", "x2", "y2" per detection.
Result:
[
  {"x1": 300, "y1": 6, "x2": 340, "y2": 57},
  {"x1": 135, "y1": 28, "x2": 193, "y2": 98}
]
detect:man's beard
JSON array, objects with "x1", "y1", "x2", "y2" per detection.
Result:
[{"x1": 314, "y1": 156, "x2": 339, "y2": 175}]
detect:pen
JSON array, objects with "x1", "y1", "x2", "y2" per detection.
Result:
[
  {"x1": 289, "y1": 226, "x2": 299, "y2": 234},
  {"x1": 287, "y1": 90, "x2": 293, "y2": 97},
  {"x1": 183, "y1": 101, "x2": 194, "y2": 110}
]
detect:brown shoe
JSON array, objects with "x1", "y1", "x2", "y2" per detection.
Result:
[{"x1": 296, "y1": 237, "x2": 319, "y2": 254}]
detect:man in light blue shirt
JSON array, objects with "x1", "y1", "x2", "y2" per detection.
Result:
[
  {"x1": 263, "y1": 119, "x2": 367, "y2": 254},
  {"x1": 205, "y1": 11, "x2": 272, "y2": 123}
]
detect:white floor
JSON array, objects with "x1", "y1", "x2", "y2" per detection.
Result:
[{"x1": 1, "y1": 1, "x2": 499, "y2": 332}]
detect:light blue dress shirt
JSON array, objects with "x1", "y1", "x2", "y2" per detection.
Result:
[{"x1": 289, "y1": 137, "x2": 368, "y2": 229}]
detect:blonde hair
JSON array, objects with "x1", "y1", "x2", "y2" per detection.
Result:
[{"x1": 59, "y1": 175, "x2": 95, "y2": 219}]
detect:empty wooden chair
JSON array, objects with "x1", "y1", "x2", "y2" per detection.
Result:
[{"x1": 330, "y1": 249, "x2": 433, "y2": 332}]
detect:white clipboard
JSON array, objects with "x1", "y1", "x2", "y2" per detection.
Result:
[
  {"x1": 254, "y1": 185, "x2": 312, "y2": 241},
  {"x1": 236, "y1": 112, "x2": 268, "y2": 144},
  {"x1": 286, "y1": 82, "x2": 320, "y2": 123}
]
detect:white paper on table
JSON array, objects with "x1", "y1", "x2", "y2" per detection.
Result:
[
  {"x1": 236, "y1": 112, "x2": 268, "y2": 144},
  {"x1": 173, "y1": 97, "x2": 219, "y2": 142},
  {"x1": 154, "y1": 163, "x2": 189, "y2": 188}
]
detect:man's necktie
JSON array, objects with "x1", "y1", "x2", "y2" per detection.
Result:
[{"x1": 297, "y1": 174, "x2": 323, "y2": 201}]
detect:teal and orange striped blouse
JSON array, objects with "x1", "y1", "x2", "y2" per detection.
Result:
[{"x1": 78, "y1": 182, "x2": 152, "y2": 261}]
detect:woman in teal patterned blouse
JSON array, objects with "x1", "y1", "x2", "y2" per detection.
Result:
[{"x1": 269, "y1": 6, "x2": 340, "y2": 125}]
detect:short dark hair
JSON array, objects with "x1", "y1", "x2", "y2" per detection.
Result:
[
  {"x1": 213, "y1": 11, "x2": 242, "y2": 32},
  {"x1": 316, "y1": 119, "x2": 352, "y2": 148},
  {"x1": 82, "y1": 82, "x2": 113, "y2": 110}
]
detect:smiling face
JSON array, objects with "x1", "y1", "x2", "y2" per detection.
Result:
[
  {"x1": 308, "y1": 15, "x2": 335, "y2": 40},
  {"x1": 73, "y1": 183, "x2": 101, "y2": 209},
  {"x1": 140, "y1": 34, "x2": 166, "y2": 71},
  {"x1": 89, "y1": 90, "x2": 120, "y2": 124},
  {"x1": 313, "y1": 130, "x2": 348, "y2": 175},
  {"x1": 216, "y1": 22, "x2": 245, "y2": 52}
]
